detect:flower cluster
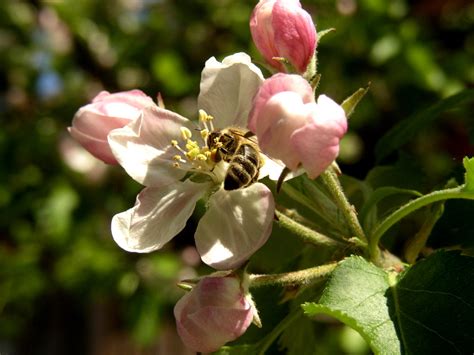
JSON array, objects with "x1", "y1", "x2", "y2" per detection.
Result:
[{"x1": 69, "y1": 0, "x2": 348, "y2": 352}]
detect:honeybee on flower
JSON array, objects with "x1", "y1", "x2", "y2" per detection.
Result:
[{"x1": 103, "y1": 53, "x2": 281, "y2": 270}]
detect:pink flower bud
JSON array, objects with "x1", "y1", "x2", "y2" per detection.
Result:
[
  {"x1": 248, "y1": 73, "x2": 314, "y2": 134},
  {"x1": 250, "y1": 75, "x2": 347, "y2": 178},
  {"x1": 174, "y1": 276, "x2": 254, "y2": 353},
  {"x1": 69, "y1": 90, "x2": 155, "y2": 164},
  {"x1": 250, "y1": 0, "x2": 317, "y2": 73}
]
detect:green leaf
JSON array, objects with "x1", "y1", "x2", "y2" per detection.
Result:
[
  {"x1": 463, "y1": 156, "x2": 474, "y2": 192},
  {"x1": 302, "y1": 256, "x2": 400, "y2": 354},
  {"x1": 317, "y1": 28, "x2": 336, "y2": 41},
  {"x1": 341, "y1": 86, "x2": 370, "y2": 118},
  {"x1": 302, "y1": 251, "x2": 474, "y2": 354},
  {"x1": 375, "y1": 89, "x2": 474, "y2": 162},
  {"x1": 391, "y1": 250, "x2": 474, "y2": 354},
  {"x1": 279, "y1": 174, "x2": 350, "y2": 239}
]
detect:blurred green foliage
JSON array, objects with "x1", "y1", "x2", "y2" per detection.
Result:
[{"x1": 0, "y1": 0, "x2": 472, "y2": 354}]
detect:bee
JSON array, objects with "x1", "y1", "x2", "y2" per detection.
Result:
[{"x1": 207, "y1": 127, "x2": 263, "y2": 190}]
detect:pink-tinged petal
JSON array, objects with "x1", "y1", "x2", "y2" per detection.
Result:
[
  {"x1": 69, "y1": 90, "x2": 155, "y2": 164},
  {"x1": 90, "y1": 90, "x2": 155, "y2": 118},
  {"x1": 198, "y1": 53, "x2": 264, "y2": 129},
  {"x1": 174, "y1": 276, "x2": 253, "y2": 353},
  {"x1": 250, "y1": 0, "x2": 316, "y2": 73},
  {"x1": 291, "y1": 95, "x2": 347, "y2": 178},
  {"x1": 72, "y1": 110, "x2": 131, "y2": 142},
  {"x1": 108, "y1": 106, "x2": 193, "y2": 186},
  {"x1": 195, "y1": 183, "x2": 274, "y2": 270},
  {"x1": 272, "y1": 0, "x2": 317, "y2": 73},
  {"x1": 68, "y1": 126, "x2": 118, "y2": 164},
  {"x1": 250, "y1": 0, "x2": 281, "y2": 70},
  {"x1": 111, "y1": 180, "x2": 209, "y2": 253},
  {"x1": 248, "y1": 73, "x2": 313, "y2": 133},
  {"x1": 257, "y1": 91, "x2": 310, "y2": 169}
]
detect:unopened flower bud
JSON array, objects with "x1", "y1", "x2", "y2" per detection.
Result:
[
  {"x1": 69, "y1": 90, "x2": 155, "y2": 164},
  {"x1": 250, "y1": 0, "x2": 317, "y2": 73},
  {"x1": 249, "y1": 74, "x2": 347, "y2": 178},
  {"x1": 174, "y1": 275, "x2": 254, "y2": 353}
]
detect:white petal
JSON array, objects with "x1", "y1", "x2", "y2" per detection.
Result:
[
  {"x1": 259, "y1": 154, "x2": 304, "y2": 182},
  {"x1": 195, "y1": 183, "x2": 274, "y2": 270},
  {"x1": 111, "y1": 180, "x2": 209, "y2": 253},
  {"x1": 198, "y1": 53, "x2": 264, "y2": 129},
  {"x1": 258, "y1": 154, "x2": 285, "y2": 181},
  {"x1": 108, "y1": 106, "x2": 194, "y2": 186}
]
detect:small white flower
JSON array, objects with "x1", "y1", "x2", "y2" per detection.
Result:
[{"x1": 108, "y1": 53, "x2": 278, "y2": 270}]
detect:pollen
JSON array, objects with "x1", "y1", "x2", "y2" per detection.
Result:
[
  {"x1": 200, "y1": 129, "x2": 209, "y2": 140},
  {"x1": 180, "y1": 127, "x2": 193, "y2": 140},
  {"x1": 198, "y1": 109, "x2": 215, "y2": 131},
  {"x1": 170, "y1": 121, "x2": 219, "y2": 175}
]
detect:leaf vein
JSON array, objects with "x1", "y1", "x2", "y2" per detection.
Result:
[
  {"x1": 399, "y1": 309, "x2": 462, "y2": 354},
  {"x1": 397, "y1": 286, "x2": 474, "y2": 310}
]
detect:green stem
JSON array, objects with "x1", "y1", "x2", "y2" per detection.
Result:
[
  {"x1": 275, "y1": 210, "x2": 342, "y2": 248},
  {"x1": 369, "y1": 185, "x2": 474, "y2": 261},
  {"x1": 320, "y1": 169, "x2": 367, "y2": 243},
  {"x1": 249, "y1": 263, "x2": 337, "y2": 288},
  {"x1": 404, "y1": 202, "x2": 444, "y2": 264}
]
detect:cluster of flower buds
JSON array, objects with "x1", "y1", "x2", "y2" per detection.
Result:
[{"x1": 69, "y1": 0, "x2": 348, "y2": 352}]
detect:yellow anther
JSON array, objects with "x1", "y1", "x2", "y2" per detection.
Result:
[
  {"x1": 180, "y1": 127, "x2": 193, "y2": 140},
  {"x1": 185, "y1": 140, "x2": 199, "y2": 151},
  {"x1": 204, "y1": 151, "x2": 212, "y2": 158},
  {"x1": 186, "y1": 147, "x2": 201, "y2": 160},
  {"x1": 173, "y1": 155, "x2": 182, "y2": 161},
  {"x1": 199, "y1": 109, "x2": 209, "y2": 122},
  {"x1": 171, "y1": 140, "x2": 179, "y2": 147},
  {"x1": 200, "y1": 129, "x2": 209, "y2": 139},
  {"x1": 173, "y1": 162, "x2": 180, "y2": 168},
  {"x1": 196, "y1": 154, "x2": 207, "y2": 161}
]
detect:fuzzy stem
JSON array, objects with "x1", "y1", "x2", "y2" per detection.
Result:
[
  {"x1": 369, "y1": 185, "x2": 474, "y2": 261},
  {"x1": 249, "y1": 263, "x2": 337, "y2": 289},
  {"x1": 275, "y1": 210, "x2": 342, "y2": 248},
  {"x1": 320, "y1": 169, "x2": 367, "y2": 243}
]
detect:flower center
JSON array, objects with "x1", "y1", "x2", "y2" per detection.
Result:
[{"x1": 170, "y1": 110, "x2": 225, "y2": 180}]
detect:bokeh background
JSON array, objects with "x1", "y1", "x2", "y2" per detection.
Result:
[{"x1": 0, "y1": 0, "x2": 472, "y2": 354}]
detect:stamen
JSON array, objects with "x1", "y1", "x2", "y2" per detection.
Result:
[
  {"x1": 200, "y1": 128, "x2": 209, "y2": 140},
  {"x1": 180, "y1": 127, "x2": 192, "y2": 140}
]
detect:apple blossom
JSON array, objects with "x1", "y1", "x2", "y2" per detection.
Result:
[
  {"x1": 250, "y1": 0, "x2": 317, "y2": 73},
  {"x1": 249, "y1": 73, "x2": 347, "y2": 179},
  {"x1": 108, "y1": 53, "x2": 278, "y2": 270},
  {"x1": 69, "y1": 90, "x2": 155, "y2": 164}
]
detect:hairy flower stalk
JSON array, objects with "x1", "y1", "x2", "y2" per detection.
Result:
[{"x1": 249, "y1": 263, "x2": 337, "y2": 288}]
